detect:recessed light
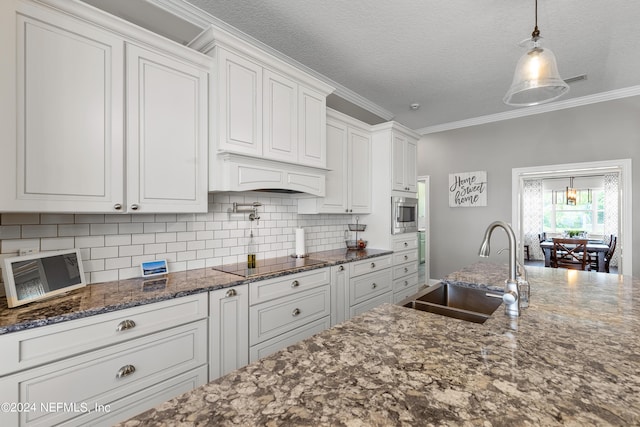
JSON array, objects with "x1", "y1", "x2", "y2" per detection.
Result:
[{"x1": 410, "y1": 103, "x2": 420, "y2": 111}]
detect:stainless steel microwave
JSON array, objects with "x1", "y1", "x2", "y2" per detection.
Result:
[{"x1": 392, "y1": 196, "x2": 418, "y2": 234}]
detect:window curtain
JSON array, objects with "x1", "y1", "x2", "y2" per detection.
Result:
[
  {"x1": 603, "y1": 173, "x2": 619, "y2": 267},
  {"x1": 522, "y1": 178, "x2": 543, "y2": 260}
]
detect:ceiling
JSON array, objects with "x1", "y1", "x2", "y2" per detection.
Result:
[{"x1": 82, "y1": 0, "x2": 640, "y2": 132}]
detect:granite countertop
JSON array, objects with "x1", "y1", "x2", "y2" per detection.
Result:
[
  {"x1": 0, "y1": 248, "x2": 392, "y2": 335},
  {"x1": 120, "y1": 262, "x2": 640, "y2": 426}
]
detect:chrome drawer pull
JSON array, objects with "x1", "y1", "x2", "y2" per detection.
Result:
[
  {"x1": 404, "y1": 255, "x2": 409, "y2": 260},
  {"x1": 370, "y1": 262, "x2": 376, "y2": 269},
  {"x1": 404, "y1": 280, "x2": 409, "y2": 286},
  {"x1": 339, "y1": 265, "x2": 344, "y2": 272},
  {"x1": 404, "y1": 267, "x2": 409, "y2": 273},
  {"x1": 116, "y1": 364, "x2": 136, "y2": 379},
  {"x1": 371, "y1": 283, "x2": 377, "y2": 289},
  {"x1": 291, "y1": 280, "x2": 300, "y2": 288},
  {"x1": 114, "y1": 203, "x2": 122, "y2": 210},
  {"x1": 292, "y1": 308, "x2": 301, "y2": 316},
  {"x1": 130, "y1": 204, "x2": 139, "y2": 211},
  {"x1": 225, "y1": 289, "x2": 237, "y2": 298},
  {"x1": 404, "y1": 242, "x2": 408, "y2": 247},
  {"x1": 116, "y1": 319, "x2": 136, "y2": 332}
]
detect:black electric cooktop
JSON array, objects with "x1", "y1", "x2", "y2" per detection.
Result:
[{"x1": 211, "y1": 256, "x2": 327, "y2": 278}]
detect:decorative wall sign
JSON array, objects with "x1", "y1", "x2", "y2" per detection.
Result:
[{"x1": 449, "y1": 171, "x2": 487, "y2": 207}]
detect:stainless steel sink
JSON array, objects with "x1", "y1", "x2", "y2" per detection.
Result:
[{"x1": 399, "y1": 282, "x2": 503, "y2": 324}]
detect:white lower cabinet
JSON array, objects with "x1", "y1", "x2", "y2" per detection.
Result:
[
  {"x1": 344, "y1": 255, "x2": 393, "y2": 321},
  {"x1": 248, "y1": 269, "x2": 331, "y2": 362},
  {"x1": 209, "y1": 285, "x2": 249, "y2": 382},
  {"x1": 330, "y1": 264, "x2": 349, "y2": 325},
  {"x1": 391, "y1": 234, "x2": 419, "y2": 303},
  {"x1": 0, "y1": 294, "x2": 208, "y2": 427}
]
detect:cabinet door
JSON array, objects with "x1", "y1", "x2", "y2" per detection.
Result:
[
  {"x1": 391, "y1": 134, "x2": 407, "y2": 191},
  {"x1": 298, "y1": 85, "x2": 327, "y2": 168},
  {"x1": 209, "y1": 285, "x2": 249, "y2": 381},
  {"x1": 263, "y1": 69, "x2": 298, "y2": 163},
  {"x1": 331, "y1": 264, "x2": 349, "y2": 325},
  {"x1": 3, "y1": 8, "x2": 125, "y2": 212},
  {"x1": 348, "y1": 127, "x2": 372, "y2": 213},
  {"x1": 405, "y1": 138, "x2": 418, "y2": 192},
  {"x1": 126, "y1": 44, "x2": 208, "y2": 213},
  {"x1": 217, "y1": 48, "x2": 262, "y2": 156},
  {"x1": 320, "y1": 119, "x2": 349, "y2": 213}
]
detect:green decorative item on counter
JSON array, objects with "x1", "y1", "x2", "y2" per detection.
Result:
[{"x1": 567, "y1": 230, "x2": 583, "y2": 237}]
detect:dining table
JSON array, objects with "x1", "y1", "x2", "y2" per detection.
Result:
[{"x1": 539, "y1": 238, "x2": 609, "y2": 271}]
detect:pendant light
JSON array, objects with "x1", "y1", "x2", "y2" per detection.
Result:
[
  {"x1": 566, "y1": 177, "x2": 577, "y2": 206},
  {"x1": 503, "y1": 0, "x2": 569, "y2": 106}
]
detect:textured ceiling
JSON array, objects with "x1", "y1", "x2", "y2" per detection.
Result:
[{"x1": 83, "y1": 0, "x2": 640, "y2": 130}]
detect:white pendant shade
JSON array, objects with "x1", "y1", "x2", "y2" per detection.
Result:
[{"x1": 504, "y1": 42, "x2": 569, "y2": 106}]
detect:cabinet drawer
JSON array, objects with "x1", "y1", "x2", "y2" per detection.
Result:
[
  {"x1": 249, "y1": 268, "x2": 330, "y2": 305},
  {"x1": 392, "y1": 235, "x2": 418, "y2": 252},
  {"x1": 393, "y1": 249, "x2": 418, "y2": 265},
  {"x1": 350, "y1": 291, "x2": 393, "y2": 318},
  {"x1": 63, "y1": 366, "x2": 208, "y2": 427},
  {"x1": 250, "y1": 286, "x2": 330, "y2": 345},
  {"x1": 350, "y1": 269, "x2": 393, "y2": 306},
  {"x1": 349, "y1": 255, "x2": 392, "y2": 277},
  {"x1": 0, "y1": 293, "x2": 208, "y2": 376},
  {"x1": 393, "y1": 273, "x2": 419, "y2": 293},
  {"x1": 394, "y1": 285, "x2": 420, "y2": 304},
  {"x1": 249, "y1": 316, "x2": 330, "y2": 363},
  {"x1": 393, "y1": 260, "x2": 418, "y2": 279},
  {"x1": 4, "y1": 320, "x2": 207, "y2": 427}
]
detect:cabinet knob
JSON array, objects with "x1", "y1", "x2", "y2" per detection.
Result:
[
  {"x1": 130, "y1": 204, "x2": 139, "y2": 211},
  {"x1": 404, "y1": 242, "x2": 408, "y2": 247},
  {"x1": 371, "y1": 283, "x2": 377, "y2": 289},
  {"x1": 404, "y1": 280, "x2": 409, "y2": 286},
  {"x1": 404, "y1": 267, "x2": 409, "y2": 273},
  {"x1": 116, "y1": 364, "x2": 136, "y2": 379},
  {"x1": 404, "y1": 255, "x2": 409, "y2": 260},
  {"x1": 291, "y1": 280, "x2": 300, "y2": 288},
  {"x1": 339, "y1": 265, "x2": 344, "y2": 272},
  {"x1": 116, "y1": 319, "x2": 136, "y2": 332},
  {"x1": 225, "y1": 289, "x2": 237, "y2": 298},
  {"x1": 114, "y1": 204, "x2": 123, "y2": 211},
  {"x1": 292, "y1": 308, "x2": 301, "y2": 316},
  {"x1": 370, "y1": 262, "x2": 376, "y2": 269}
]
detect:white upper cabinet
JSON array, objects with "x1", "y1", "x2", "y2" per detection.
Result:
[
  {"x1": 217, "y1": 48, "x2": 263, "y2": 156},
  {"x1": 392, "y1": 133, "x2": 418, "y2": 193},
  {"x1": 298, "y1": 109, "x2": 371, "y2": 214},
  {"x1": 126, "y1": 44, "x2": 209, "y2": 213},
  {"x1": 263, "y1": 69, "x2": 297, "y2": 163},
  {"x1": 189, "y1": 27, "x2": 334, "y2": 193},
  {"x1": 0, "y1": 3, "x2": 125, "y2": 212},
  {"x1": 0, "y1": 0, "x2": 211, "y2": 213}
]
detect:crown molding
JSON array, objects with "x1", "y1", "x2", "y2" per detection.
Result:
[
  {"x1": 417, "y1": 85, "x2": 640, "y2": 135},
  {"x1": 148, "y1": 0, "x2": 395, "y2": 121}
]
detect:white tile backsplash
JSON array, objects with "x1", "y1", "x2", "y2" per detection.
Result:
[{"x1": 0, "y1": 192, "x2": 353, "y2": 284}]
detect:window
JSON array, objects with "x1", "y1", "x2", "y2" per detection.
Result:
[{"x1": 543, "y1": 189, "x2": 604, "y2": 235}]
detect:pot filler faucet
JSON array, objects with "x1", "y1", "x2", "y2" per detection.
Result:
[{"x1": 478, "y1": 221, "x2": 520, "y2": 317}]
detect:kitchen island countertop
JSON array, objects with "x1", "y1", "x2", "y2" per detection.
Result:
[{"x1": 119, "y1": 263, "x2": 640, "y2": 426}]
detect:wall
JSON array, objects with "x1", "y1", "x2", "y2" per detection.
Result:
[
  {"x1": 418, "y1": 95, "x2": 640, "y2": 280},
  {"x1": 0, "y1": 192, "x2": 352, "y2": 285}
]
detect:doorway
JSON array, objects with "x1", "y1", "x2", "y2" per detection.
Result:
[
  {"x1": 511, "y1": 159, "x2": 632, "y2": 276},
  {"x1": 417, "y1": 176, "x2": 431, "y2": 284}
]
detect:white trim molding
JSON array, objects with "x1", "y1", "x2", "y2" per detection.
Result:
[
  {"x1": 511, "y1": 159, "x2": 633, "y2": 276},
  {"x1": 419, "y1": 86, "x2": 640, "y2": 135}
]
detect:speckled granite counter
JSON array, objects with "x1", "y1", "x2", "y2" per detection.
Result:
[
  {"x1": 119, "y1": 262, "x2": 640, "y2": 426},
  {"x1": 0, "y1": 248, "x2": 391, "y2": 335}
]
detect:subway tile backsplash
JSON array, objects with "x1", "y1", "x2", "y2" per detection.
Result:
[{"x1": 0, "y1": 192, "x2": 353, "y2": 286}]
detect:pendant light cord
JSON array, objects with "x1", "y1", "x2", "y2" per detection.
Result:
[{"x1": 532, "y1": 0, "x2": 540, "y2": 39}]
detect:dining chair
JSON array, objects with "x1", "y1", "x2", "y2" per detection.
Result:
[
  {"x1": 552, "y1": 238, "x2": 589, "y2": 270},
  {"x1": 589, "y1": 235, "x2": 617, "y2": 273}
]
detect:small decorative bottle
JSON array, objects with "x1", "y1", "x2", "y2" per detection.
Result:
[{"x1": 247, "y1": 231, "x2": 256, "y2": 268}]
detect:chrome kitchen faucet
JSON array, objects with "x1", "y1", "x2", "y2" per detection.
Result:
[{"x1": 478, "y1": 221, "x2": 520, "y2": 317}]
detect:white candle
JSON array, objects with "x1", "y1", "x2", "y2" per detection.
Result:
[{"x1": 295, "y1": 228, "x2": 306, "y2": 257}]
